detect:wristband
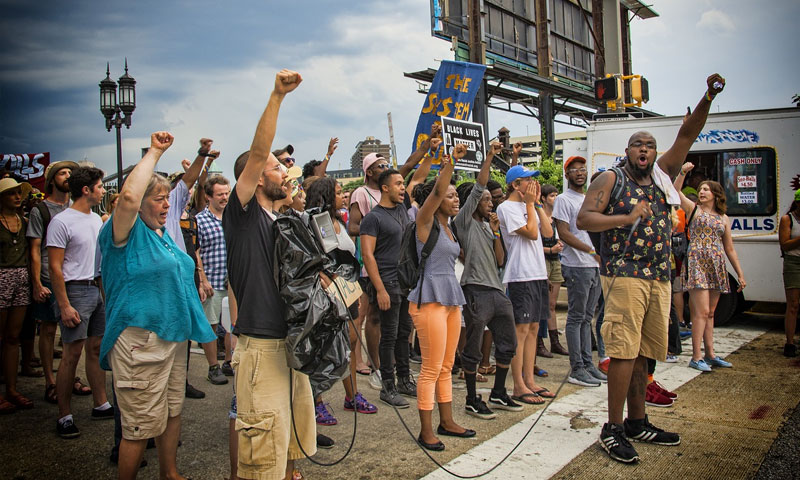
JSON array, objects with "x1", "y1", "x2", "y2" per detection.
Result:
[
  {"x1": 535, "y1": 203, "x2": 544, "y2": 209},
  {"x1": 198, "y1": 148, "x2": 210, "y2": 157},
  {"x1": 705, "y1": 91, "x2": 715, "y2": 102},
  {"x1": 493, "y1": 231, "x2": 501, "y2": 239},
  {"x1": 588, "y1": 250, "x2": 596, "y2": 256},
  {"x1": 678, "y1": 171, "x2": 686, "y2": 176},
  {"x1": 425, "y1": 148, "x2": 433, "y2": 158}
]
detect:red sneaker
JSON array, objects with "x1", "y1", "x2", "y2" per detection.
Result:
[
  {"x1": 598, "y1": 358, "x2": 610, "y2": 375},
  {"x1": 651, "y1": 380, "x2": 678, "y2": 400},
  {"x1": 645, "y1": 383, "x2": 673, "y2": 408}
]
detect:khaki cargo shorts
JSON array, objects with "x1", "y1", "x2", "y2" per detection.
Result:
[
  {"x1": 232, "y1": 336, "x2": 316, "y2": 480},
  {"x1": 108, "y1": 327, "x2": 186, "y2": 440},
  {"x1": 600, "y1": 276, "x2": 670, "y2": 361}
]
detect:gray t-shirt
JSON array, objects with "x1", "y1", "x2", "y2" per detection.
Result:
[
  {"x1": 360, "y1": 204, "x2": 410, "y2": 286},
  {"x1": 452, "y1": 182, "x2": 504, "y2": 291},
  {"x1": 552, "y1": 188, "x2": 597, "y2": 268},
  {"x1": 46, "y1": 208, "x2": 102, "y2": 281},
  {"x1": 26, "y1": 200, "x2": 70, "y2": 282}
]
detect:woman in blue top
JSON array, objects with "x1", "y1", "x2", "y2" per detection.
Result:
[
  {"x1": 410, "y1": 142, "x2": 475, "y2": 451},
  {"x1": 99, "y1": 132, "x2": 215, "y2": 479}
]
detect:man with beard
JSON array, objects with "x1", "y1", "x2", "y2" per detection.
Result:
[
  {"x1": 554, "y1": 156, "x2": 607, "y2": 388},
  {"x1": 27, "y1": 160, "x2": 78, "y2": 404},
  {"x1": 224, "y1": 70, "x2": 318, "y2": 480},
  {"x1": 454, "y1": 141, "x2": 522, "y2": 419},
  {"x1": 577, "y1": 74, "x2": 725, "y2": 464}
]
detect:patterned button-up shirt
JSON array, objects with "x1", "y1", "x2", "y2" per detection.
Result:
[{"x1": 196, "y1": 207, "x2": 227, "y2": 290}]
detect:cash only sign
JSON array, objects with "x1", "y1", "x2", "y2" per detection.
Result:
[{"x1": 440, "y1": 116, "x2": 486, "y2": 172}]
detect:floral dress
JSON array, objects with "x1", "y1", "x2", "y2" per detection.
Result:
[{"x1": 683, "y1": 209, "x2": 730, "y2": 293}]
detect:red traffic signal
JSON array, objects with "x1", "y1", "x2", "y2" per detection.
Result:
[{"x1": 594, "y1": 77, "x2": 620, "y2": 101}]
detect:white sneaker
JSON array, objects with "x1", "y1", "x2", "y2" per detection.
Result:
[
  {"x1": 664, "y1": 354, "x2": 678, "y2": 363},
  {"x1": 368, "y1": 370, "x2": 383, "y2": 390}
]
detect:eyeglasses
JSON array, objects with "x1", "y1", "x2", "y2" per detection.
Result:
[
  {"x1": 567, "y1": 168, "x2": 588, "y2": 174},
  {"x1": 629, "y1": 141, "x2": 657, "y2": 150},
  {"x1": 265, "y1": 164, "x2": 283, "y2": 173}
]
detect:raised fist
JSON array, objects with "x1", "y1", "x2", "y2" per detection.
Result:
[
  {"x1": 429, "y1": 137, "x2": 443, "y2": 151},
  {"x1": 181, "y1": 158, "x2": 191, "y2": 171},
  {"x1": 430, "y1": 122, "x2": 442, "y2": 138},
  {"x1": 452, "y1": 143, "x2": 467, "y2": 160},
  {"x1": 513, "y1": 142, "x2": 523, "y2": 156},
  {"x1": 151, "y1": 131, "x2": 174, "y2": 152},
  {"x1": 681, "y1": 162, "x2": 695, "y2": 174},
  {"x1": 199, "y1": 138, "x2": 213, "y2": 153},
  {"x1": 489, "y1": 141, "x2": 503, "y2": 155},
  {"x1": 275, "y1": 69, "x2": 302, "y2": 95},
  {"x1": 707, "y1": 73, "x2": 725, "y2": 96}
]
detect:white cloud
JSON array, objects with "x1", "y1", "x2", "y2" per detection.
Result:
[{"x1": 696, "y1": 9, "x2": 735, "y2": 35}]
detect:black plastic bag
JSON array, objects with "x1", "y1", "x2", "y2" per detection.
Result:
[{"x1": 273, "y1": 209, "x2": 357, "y2": 397}]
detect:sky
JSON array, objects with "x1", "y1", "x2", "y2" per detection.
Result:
[{"x1": 1, "y1": 0, "x2": 798, "y2": 183}]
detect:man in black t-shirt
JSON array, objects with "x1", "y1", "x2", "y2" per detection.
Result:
[
  {"x1": 222, "y1": 70, "x2": 317, "y2": 480},
  {"x1": 360, "y1": 168, "x2": 416, "y2": 409}
]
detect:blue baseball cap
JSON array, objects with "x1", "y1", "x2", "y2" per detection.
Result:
[{"x1": 505, "y1": 165, "x2": 540, "y2": 184}]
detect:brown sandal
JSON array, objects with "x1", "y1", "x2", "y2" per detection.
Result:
[
  {"x1": 44, "y1": 384, "x2": 58, "y2": 404},
  {"x1": 478, "y1": 365, "x2": 496, "y2": 375},
  {"x1": 7, "y1": 393, "x2": 34, "y2": 410},
  {"x1": 72, "y1": 377, "x2": 92, "y2": 396}
]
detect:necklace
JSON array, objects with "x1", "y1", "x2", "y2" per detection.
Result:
[{"x1": 0, "y1": 213, "x2": 21, "y2": 244}]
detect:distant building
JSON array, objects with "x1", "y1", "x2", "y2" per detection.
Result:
[
  {"x1": 496, "y1": 130, "x2": 587, "y2": 167},
  {"x1": 326, "y1": 168, "x2": 364, "y2": 185},
  {"x1": 350, "y1": 136, "x2": 391, "y2": 170}
]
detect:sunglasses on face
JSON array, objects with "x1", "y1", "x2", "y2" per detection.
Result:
[{"x1": 283, "y1": 157, "x2": 296, "y2": 165}]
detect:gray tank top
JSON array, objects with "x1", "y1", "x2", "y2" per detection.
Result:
[{"x1": 408, "y1": 224, "x2": 466, "y2": 306}]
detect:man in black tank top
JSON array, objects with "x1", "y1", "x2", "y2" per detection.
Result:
[{"x1": 576, "y1": 74, "x2": 726, "y2": 464}]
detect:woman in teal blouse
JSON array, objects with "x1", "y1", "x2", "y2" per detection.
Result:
[{"x1": 99, "y1": 132, "x2": 215, "y2": 479}]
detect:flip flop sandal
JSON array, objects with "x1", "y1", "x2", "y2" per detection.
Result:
[
  {"x1": 44, "y1": 384, "x2": 58, "y2": 404},
  {"x1": 476, "y1": 372, "x2": 488, "y2": 382},
  {"x1": 478, "y1": 365, "x2": 496, "y2": 375},
  {"x1": 0, "y1": 399, "x2": 16, "y2": 414},
  {"x1": 534, "y1": 366, "x2": 549, "y2": 377},
  {"x1": 534, "y1": 388, "x2": 556, "y2": 399},
  {"x1": 511, "y1": 393, "x2": 545, "y2": 405},
  {"x1": 7, "y1": 393, "x2": 34, "y2": 410},
  {"x1": 356, "y1": 367, "x2": 371, "y2": 376},
  {"x1": 72, "y1": 377, "x2": 92, "y2": 396}
]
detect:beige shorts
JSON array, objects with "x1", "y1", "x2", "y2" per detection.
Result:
[
  {"x1": 202, "y1": 289, "x2": 228, "y2": 325},
  {"x1": 232, "y1": 336, "x2": 316, "y2": 480},
  {"x1": 108, "y1": 327, "x2": 186, "y2": 440},
  {"x1": 545, "y1": 259, "x2": 565, "y2": 284},
  {"x1": 601, "y1": 276, "x2": 670, "y2": 361}
]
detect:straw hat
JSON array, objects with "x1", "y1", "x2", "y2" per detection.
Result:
[{"x1": 0, "y1": 177, "x2": 32, "y2": 198}]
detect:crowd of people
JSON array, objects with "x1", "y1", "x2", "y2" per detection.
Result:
[{"x1": 1, "y1": 69, "x2": 797, "y2": 479}]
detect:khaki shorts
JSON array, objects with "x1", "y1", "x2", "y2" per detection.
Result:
[
  {"x1": 545, "y1": 259, "x2": 565, "y2": 284},
  {"x1": 232, "y1": 336, "x2": 316, "y2": 480},
  {"x1": 108, "y1": 327, "x2": 186, "y2": 440},
  {"x1": 600, "y1": 276, "x2": 670, "y2": 361}
]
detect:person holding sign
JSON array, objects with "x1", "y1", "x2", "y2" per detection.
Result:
[
  {"x1": 673, "y1": 162, "x2": 745, "y2": 372},
  {"x1": 453, "y1": 141, "x2": 523, "y2": 420},
  {"x1": 409, "y1": 143, "x2": 474, "y2": 451}
]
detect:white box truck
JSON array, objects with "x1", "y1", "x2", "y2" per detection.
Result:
[{"x1": 562, "y1": 107, "x2": 800, "y2": 324}]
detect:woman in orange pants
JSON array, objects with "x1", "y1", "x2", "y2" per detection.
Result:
[{"x1": 409, "y1": 143, "x2": 474, "y2": 451}]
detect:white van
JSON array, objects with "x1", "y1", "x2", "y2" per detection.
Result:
[{"x1": 562, "y1": 107, "x2": 800, "y2": 324}]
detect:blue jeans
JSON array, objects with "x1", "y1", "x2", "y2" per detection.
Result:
[{"x1": 562, "y1": 265, "x2": 602, "y2": 371}]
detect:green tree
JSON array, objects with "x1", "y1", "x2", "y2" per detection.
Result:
[{"x1": 342, "y1": 178, "x2": 364, "y2": 192}]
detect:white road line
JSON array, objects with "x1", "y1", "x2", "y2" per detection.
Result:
[{"x1": 422, "y1": 324, "x2": 767, "y2": 480}]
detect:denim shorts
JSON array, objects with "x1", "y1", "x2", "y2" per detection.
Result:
[{"x1": 54, "y1": 283, "x2": 106, "y2": 343}]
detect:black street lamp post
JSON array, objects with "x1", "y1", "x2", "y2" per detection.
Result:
[{"x1": 99, "y1": 60, "x2": 136, "y2": 189}]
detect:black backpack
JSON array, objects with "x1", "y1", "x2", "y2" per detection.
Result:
[{"x1": 398, "y1": 217, "x2": 440, "y2": 302}]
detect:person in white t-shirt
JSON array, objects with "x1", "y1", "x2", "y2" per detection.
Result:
[
  {"x1": 553, "y1": 156, "x2": 607, "y2": 388},
  {"x1": 47, "y1": 166, "x2": 112, "y2": 439},
  {"x1": 496, "y1": 165, "x2": 555, "y2": 405}
]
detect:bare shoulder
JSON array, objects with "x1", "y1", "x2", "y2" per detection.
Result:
[{"x1": 583, "y1": 170, "x2": 615, "y2": 211}]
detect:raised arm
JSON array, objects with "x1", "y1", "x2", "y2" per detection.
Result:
[
  {"x1": 510, "y1": 142, "x2": 522, "y2": 167},
  {"x1": 408, "y1": 137, "x2": 442, "y2": 195},
  {"x1": 513, "y1": 181, "x2": 542, "y2": 241},
  {"x1": 478, "y1": 141, "x2": 502, "y2": 187},
  {"x1": 236, "y1": 69, "x2": 302, "y2": 206},
  {"x1": 657, "y1": 74, "x2": 725, "y2": 177},
  {"x1": 673, "y1": 162, "x2": 697, "y2": 214},
  {"x1": 780, "y1": 215, "x2": 800, "y2": 252},
  {"x1": 416, "y1": 144, "x2": 466, "y2": 242},
  {"x1": 112, "y1": 132, "x2": 174, "y2": 245},
  {"x1": 577, "y1": 170, "x2": 649, "y2": 232},
  {"x1": 183, "y1": 138, "x2": 215, "y2": 188},
  {"x1": 399, "y1": 123, "x2": 441, "y2": 179},
  {"x1": 315, "y1": 137, "x2": 338, "y2": 177}
]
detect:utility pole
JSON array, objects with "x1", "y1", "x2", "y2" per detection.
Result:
[
  {"x1": 387, "y1": 112, "x2": 398, "y2": 169},
  {"x1": 535, "y1": 0, "x2": 555, "y2": 161},
  {"x1": 467, "y1": 0, "x2": 489, "y2": 136}
]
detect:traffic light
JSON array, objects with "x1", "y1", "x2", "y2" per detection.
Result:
[
  {"x1": 594, "y1": 76, "x2": 621, "y2": 102},
  {"x1": 631, "y1": 76, "x2": 649, "y2": 105}
]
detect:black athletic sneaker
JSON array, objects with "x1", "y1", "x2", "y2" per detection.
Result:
[
  {"x1": 397, "y1": 375, "x2": 417, "y2": 397},
  {"x1": 465, "y1": 395, "x2": 496, "y2": 420},
  {"x1": 623, "y1": 415, "x2": 681, "y2": 446},
  {"x1": 185, "y1": 383, "x2": 206, "y2": 399},
  {"x1": 487, "y1": 390, "x2": 523, "y2": 412},
  {"x1": 91, "y1": 405, "x2": 115, "y2": 420},
  {"x1": 57, "y1": 418, "x2": 80, "y2": 439},
  {"x1": 316, "y1": 433, "x2": 335, "y2": 449},
  {"x1": 599, "y1": 422, "x2": 639, "y2": 463}
]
